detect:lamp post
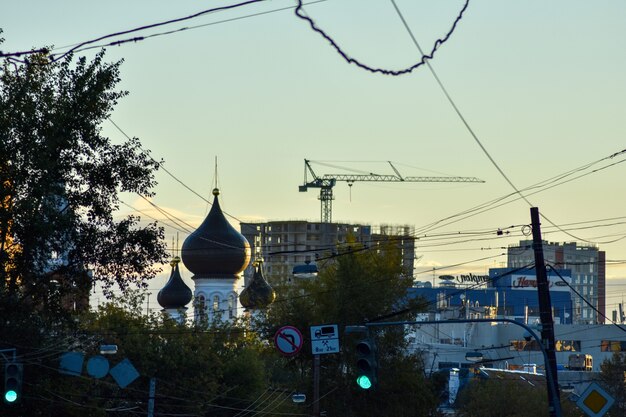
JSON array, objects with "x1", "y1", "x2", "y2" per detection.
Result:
[{"x1": 358, "y1": 317, "x2": 563, "y2": 417}]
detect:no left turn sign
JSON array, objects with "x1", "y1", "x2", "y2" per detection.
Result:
[{"x1": 274, "y1": 325, "x2": 304, "y2": 356}]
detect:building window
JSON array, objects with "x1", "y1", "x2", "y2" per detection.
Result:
[
  {"x1": 601, "y1": 341, "x2": 626, "y2": 352},
  {"x1": 555, "y1": 340, "x2": 581, "y2": 352},
  {"x1": 438, "y1": 362, "x2": 461, "y2": 370},
  {"x1": 510, "y1": 340, "x2": 541, "y2": 351},
  {"x1": 228, "y1": 294, "x2": 235, "y2": 319},
  {"x1": 196, "y1": 295, "x2": 206, "y2": 321},
  {"x1": 213, "y1": 295, "x2": 220, "y2": 315}
]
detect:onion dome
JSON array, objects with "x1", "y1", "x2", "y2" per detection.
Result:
[
  {"x1": 239, "y1": 260, "x2": 276, "y2": 310},
  {"x1": 181, "y1": 188, "x2": 251, "y2": 278},
  {"x1": 157, "y1": 256, "x2": 193, "y2": 309}
]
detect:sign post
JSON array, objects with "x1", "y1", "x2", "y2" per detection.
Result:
[{"x1": 309, "y1": 324, "x2": 340, "y2": 417}]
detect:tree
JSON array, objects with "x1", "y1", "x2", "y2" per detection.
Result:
[
  {"x1": 0, "y1": 46, "x2": 167, "y2": 312},
  {"x1": 455, "y1": 377, "x2": 584, "y2": 417},
  {"x1": 259, "y1": 239, "x2": 439, "y2": 417},
  {"x1": 8, "y1": 291, "x2": 289, "y2": 417},
  {"x1": 600, "y1": 352, "x2": 626, "y2": 416},
  {"x1": 0, "y1": 41, "x2": 168, "y2": 415}
]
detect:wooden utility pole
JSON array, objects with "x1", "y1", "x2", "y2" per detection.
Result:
[
  {"x1": 530, "y1": 207, "x2": 561, "y2": 417},
  {"x1": 312, "y1": 355, "x2": 320, "y2": 417}
]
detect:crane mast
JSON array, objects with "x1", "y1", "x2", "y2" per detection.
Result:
[{"x1": 298, "y1": 159, "x2": 485, "y2": 223}]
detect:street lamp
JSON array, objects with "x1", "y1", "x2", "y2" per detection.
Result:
[{"x1": 465, "y1": 351, "x2": 483, "y2": 363}]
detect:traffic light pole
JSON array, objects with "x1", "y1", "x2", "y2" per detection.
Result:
[{"x1": 358, "y1": 318, "x2": 563, "y2": 417}]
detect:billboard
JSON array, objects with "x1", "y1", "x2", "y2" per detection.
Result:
[
  {"x1": 439, "y1": 273, "x2": 490, "y2": 287},
  {"x1": 508, "y1": 274, "x2": 572, "y2": 292}
]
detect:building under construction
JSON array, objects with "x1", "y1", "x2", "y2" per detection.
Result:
[{"x1": 240, "y1": 221, "x2": 415, "y2": 284}]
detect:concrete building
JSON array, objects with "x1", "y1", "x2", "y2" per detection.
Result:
[
  {"x1": 240, "y1": 221, "x2": 415, "y2": 284},
  {"x1": 506, "y1": 240, "x2": 606, "y2": 324}
]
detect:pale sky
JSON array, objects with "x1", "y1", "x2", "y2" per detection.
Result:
[{"x1": 3, "y1": 0, "x2": 626, "y2": 314}]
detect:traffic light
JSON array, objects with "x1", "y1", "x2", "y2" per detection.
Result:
[
  {"x1": 4, "y1": 362, "x2": 23, "y2": 404},
  {"x1": 355, "y1": 335, "x2": 377, "y2": 390}
]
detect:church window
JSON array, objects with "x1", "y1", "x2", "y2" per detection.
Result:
[
  {"x1": 196, "y1": 295, "x2": 206, "y2": 321},
  {"x1": 228, "y1": 294, "x2": 235, "y2": 318},
  {"x1": 213, "y1": 295, "x2": 220, "y2": 315}
]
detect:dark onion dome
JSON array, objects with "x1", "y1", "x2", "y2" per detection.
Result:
[
  {"x1": 157, "y1": 257, "x2": 193, "y2": 309},
  {"x1": 239, "y1": 260, "x2": 276, "y2": 310},
  {"x1": 181, "y1": 188, "x2": 251, "y2": 278}
]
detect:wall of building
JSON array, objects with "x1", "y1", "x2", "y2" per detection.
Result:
[{"x1": 506, "y1": 240, "x2": 605, "y2": 324}]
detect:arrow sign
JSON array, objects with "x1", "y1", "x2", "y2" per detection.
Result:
[{"x1": 274, "y1": 326, "x2": 304, "y2": 356}]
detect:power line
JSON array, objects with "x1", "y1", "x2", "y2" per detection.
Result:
[
  {"x1": 548, "y1": 265, "x2": 626, "y2": 334},
  {"x1": 412, "y1": 149, "x2": 626, "y2": 238},
  {"x1": 1, "y1": 0, "x2": 270, "y2": 63},
  {"x1": 389, "y1": 0, "x2": 626, "y2": 246},
  {"x1": 294, "y1": 0, "x2": 470, "y2": 75},
  {"x1": 108, "y1": 118, "x2": 244, "y2": 224}
]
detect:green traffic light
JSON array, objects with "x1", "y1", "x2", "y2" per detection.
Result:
[
  {"x1": 356, "y1": 375, "x2": 372, "y2": 390},
  {"x1": 4, "y1": 389, "x2": 18, "y2": 403}
]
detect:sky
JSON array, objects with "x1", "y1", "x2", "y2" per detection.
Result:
[{"x1": 2, "y1": 0, "x2": 626, "y2": 313}]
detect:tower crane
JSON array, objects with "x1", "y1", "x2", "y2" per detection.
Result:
[{"x1": 298, "y1": 159, "x2": 485, "y2": 223}]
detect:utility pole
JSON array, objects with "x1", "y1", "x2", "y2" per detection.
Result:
[
  {"x1": 312, "y1": 355, "x2": 320, "y2": 417},
  {"x1": 530, "y1": 207, "x2": 561, "y2": 417}
]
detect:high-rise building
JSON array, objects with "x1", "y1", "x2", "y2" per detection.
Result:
[
  {"x1": 240, "y1": 221, "x2": 415, "y2": 284},
  {"x1": 506, "y1": 240, "x2": 605, "y2": 324}
]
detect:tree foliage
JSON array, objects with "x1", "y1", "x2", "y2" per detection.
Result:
[
  {"x1": 0, "y1": 44, "x2": 169, "y2": 415},
  {"x1": 456, "y1": 377, "x2": 584, "y2": 417},
  {"x1": 1, "y1": 50, "x2": 167, "y2": 300},
  {"x1": 2, "y1": 291, "x2": 291, "y2": 417},
  {"x1": 600, "y1": 352, "x2": 626, "y2": 416},
  {"x1": 259, "y1": 239, "x2": 439, "y2": 416}
]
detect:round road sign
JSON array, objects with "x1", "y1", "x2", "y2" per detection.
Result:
[{"x1": 274, "y1": 325, "x2": 304, "y2": 356}]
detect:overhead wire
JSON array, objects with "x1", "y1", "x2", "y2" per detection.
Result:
[
  {"x1": 1, "y1": 0, "x2": 271, "y2": 63},
  {"x1": 412, "y1": 149, "x2": 626, "y2": 238},
  {"x1": 110, "y1": 112, "x2": 626, "y2": 267},
  {"x1": 548, "y1": 264, "x2": 626, "y2": 334},
  {"x1": 23, "y1": 360, "x2": 310, "y2": 416},
  {"x1": 294, "y1": 0, "x2": 470, "y2": 75},
  {"x1": 388, "y1": 0, "x2": 626, "y2": 245}
]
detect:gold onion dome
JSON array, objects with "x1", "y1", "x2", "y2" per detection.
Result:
[
  {"x1": 181, "y1": 188, "x2": 251, "y2": 278},
  {"x1": 157, "y1": 256, "x2": 193, "y2": 309},
  {"x1": 239, "y1": 260, "x2": 276, "y2": 310}
]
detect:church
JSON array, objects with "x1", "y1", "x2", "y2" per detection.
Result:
[{"x1": 156, "y1": 188, "x2": 274, "y2": 323}]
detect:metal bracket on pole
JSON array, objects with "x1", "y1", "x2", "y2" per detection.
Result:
[
  {"x1": 0, "y1": 349, "x2": 16, "y2": 363},
  {"x1": 147, "y1": 377, "x2": 156, "y2": 417}
]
